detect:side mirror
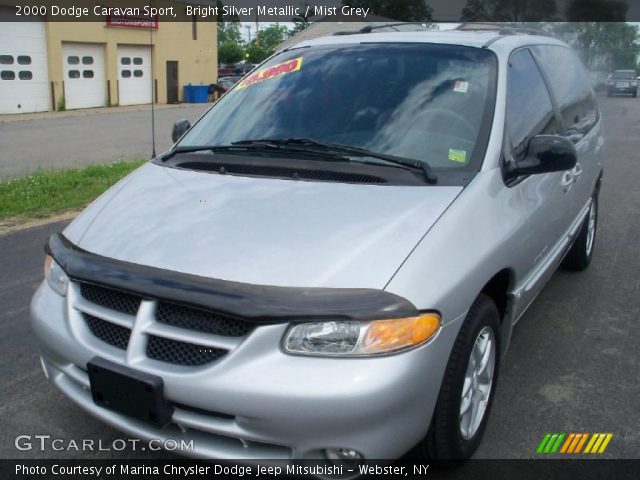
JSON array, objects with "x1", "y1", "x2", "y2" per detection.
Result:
[
  {"x1": 171, "y1": 119, "x2": 191, "y2": 143},
  {"x1": 514, "y1": 135, "x2": 577, "y2": 176}
]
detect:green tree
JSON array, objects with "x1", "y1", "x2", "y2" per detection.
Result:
[
  {"x1": 342, "y1": 0, "x2": 433, "y2": 21},
  {"x1": 245, "y1": 44, "x2": 269, "y2": 64},
  {"x1": 565, "y1": 0, "x2": 628, "y2": 21},
  {"x1": 290, "y1": 2, "x2": 311, "y2": 36},
  {"x1": 218, "y1": 41, "x2": 244, "y2": 65},
  {"x1": 461, "y1": 0, "x2": 488, "y2": 20},
  {"x1": 554, "y1": 22, "x2": 639, "y2": 70},
  {"x1": 216, "y1": 0, "x2": 242, "y2": 45},
  {"x1": 218, "y1": 22, "x2": 243, "y2": 45},
  {"x1": 258, "y1": 24, "x2": 290, "y2": 50},
  {"x1": 460, "y1": 0, "x2": 557, "y2": 22},
  {"x1": 551, "y1": 0, "x2": 636, "y2": 70}
]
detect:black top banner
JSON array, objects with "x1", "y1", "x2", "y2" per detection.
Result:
[{"x1": 2, "y1": 0, "x2": 640, "y2": 22}]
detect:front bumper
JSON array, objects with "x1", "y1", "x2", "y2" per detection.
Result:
[
  {"x1": 31, "y1": 281, "x2": 463, "y2": 460},
  {"x1": 608, "y1": 85, "x2": 637, "y2": 94}
]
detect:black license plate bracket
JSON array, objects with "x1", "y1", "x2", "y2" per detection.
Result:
[{"x1": 87, "y1": 357, "x2": 173, "y2": 427}]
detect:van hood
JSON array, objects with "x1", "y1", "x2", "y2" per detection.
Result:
[{"x1": 65, "y1": 163, "x2": 462, "y2": 289}]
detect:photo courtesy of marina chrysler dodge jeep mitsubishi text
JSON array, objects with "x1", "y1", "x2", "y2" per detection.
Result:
[{"x1": 32, "y1": 28, "x2": 603, "y2": 461}]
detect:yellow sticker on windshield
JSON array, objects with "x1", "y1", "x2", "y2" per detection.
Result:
[
  {"x1": 236, "y1": 57, "x2": 303, "y2": 90},
  {"x1": 448, "y1": 148, "x2": 467, "y2": 163}
]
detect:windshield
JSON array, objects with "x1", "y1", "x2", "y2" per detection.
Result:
[
  {"x1": 180, "y1": 43, "x2": 497, "y2": 172},
  {"x1": 612, "y1": 71, "x2": 636, "y2": 79}
]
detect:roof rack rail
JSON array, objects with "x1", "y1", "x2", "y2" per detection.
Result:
[
  {"x1": 333, "y1": 22, "x2": 432, "y2": 36},
  {"x1": 497, "y1": 26, "x2": 550, "y2": 37}
]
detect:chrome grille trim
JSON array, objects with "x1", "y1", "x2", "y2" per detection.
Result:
[{"x1": 68, "y1": 281, "x2": 248, "y2": 368}]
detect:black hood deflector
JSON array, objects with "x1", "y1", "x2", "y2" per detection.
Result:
[{"x1": 46, "y1": 233, "x2": 419, "y2": 324}]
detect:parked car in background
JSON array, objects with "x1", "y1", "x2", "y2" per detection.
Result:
[
  {"x1": 217, "y1": 75, "x2": 243, "y2": 92},
  {"x1": 32, "y1": 29, "x2": 603, "y2": 461},
  {"x1": 607, "y1": 69, "x2": 638, "y2": 97},
  {"x1": 588, "y1": 70, "x2": 608, "y2": 93}
]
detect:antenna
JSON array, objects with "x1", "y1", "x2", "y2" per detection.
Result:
[{"x1": 149, "y1": 22, "x2": 157, "y2": 159}]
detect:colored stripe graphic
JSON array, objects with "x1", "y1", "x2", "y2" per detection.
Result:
[
  {"x1": 575, "y1": 433, "x2": 589, "y2": 453},
  {"x1": 585, "y1": 433, "x2": 613, "y2": 454},
  {"x1": 538, "y1": 433, "x2": 613, "y2": 454},
  {"x1": 537, "y1": 433, "x2": 565, "y2": 453}
]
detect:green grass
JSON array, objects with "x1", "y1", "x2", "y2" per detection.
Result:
[{"x1": 0, "y1": 159, "x2": 146, "y2": 222}]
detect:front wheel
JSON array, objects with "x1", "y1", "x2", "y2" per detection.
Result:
[
  {"x1": 562, "y1": 195, "x2": 598, "y2": 271},
  {"x1": 411, "y1": 294, "x2": 500, "y2": 460}
]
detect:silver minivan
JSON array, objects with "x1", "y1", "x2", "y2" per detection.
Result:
[{"x1": 31, "y1": 29, "x2": 603, "y2": 461}]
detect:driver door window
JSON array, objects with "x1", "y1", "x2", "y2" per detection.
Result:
[{"x1": 506, "y1": 49, "x2": 558, "y2": 160}]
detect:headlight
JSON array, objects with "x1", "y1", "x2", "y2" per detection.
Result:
[
  {"x1": 44, "y1": 255, "x2": 68, "y2": 296},
  {"x1": 631, "y1": 81, "x2": 638, "y2": 86},
  {"x1": 282, "y1": 313, "x2": 440, "y2": 356}
]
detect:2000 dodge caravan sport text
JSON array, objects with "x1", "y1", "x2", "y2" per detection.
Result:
[{"x1": 31, "y1": 28, "x2": 603, "y2": 461}]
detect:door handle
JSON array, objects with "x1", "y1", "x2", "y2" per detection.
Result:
[
  {"x1": 561, "y1": 171, "x2": 574, "y2": 192},
  {"x1": 572, "y1": 163, "x2": 583, "y2": 180}
]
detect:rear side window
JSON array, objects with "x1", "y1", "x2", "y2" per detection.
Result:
[
  {"x1": 506, "y1": 49, "x2": 558, "y2": 159},
  {"x1": 532, "y1": 46, "x2": 598, "y2": 136}
]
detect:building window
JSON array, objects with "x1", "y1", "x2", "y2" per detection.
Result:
[
  {"x1": 19, "y1": 71, "x2": 33, "y2": 80},
  {"x1": 82, "y1": 56, "x2": 93, "y2": 65},
  {"x1": 83, "y1": 70, "x2": 94, "y2": 79},
  {"x1": 1, "y1": 71, "x2": 16, "y2": 80},
  {"x1": 17, "y1": 56, "x2": 31, "y2": 65},
  {"x1": 121, "y1": 57, "x2": 131, "y2": 65},
  {"x1": 192, "y1": 16, "x2": 197, "y2": 40},
  {"x1": 134, "y1": 70, "x2": 143, "y2": 78},
  {"x1": 68, "y1": 70, "x2": 80, "y2": 79},
  {"x1": 68, "y1": 56, "x2": 80, "y2": 65},
  {"x1": 0, "y1": 55, "x2": 13, "y2": 65},
  {"x1": 133, "y1": 57, "x2": 143, "y2": 65},
  {"x1": 121, "y1": 70, "x2": 131, "y2": 78}
]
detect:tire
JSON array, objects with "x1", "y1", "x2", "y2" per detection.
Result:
[
  {"x1": 562, "y1": 195, "x2": 598, "y2": 271},
  {"x1": 633, "y1": 89, "x2": 638, "y2": 98},
  {"x1": 410, "y1": 294, "x2": 501, "y2": 460}
]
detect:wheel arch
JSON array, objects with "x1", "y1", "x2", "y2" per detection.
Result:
[
  {"x1": 478, "y1": 268, "x2": 516, "y2": 359},
  {"x1": 479, "y1": 268, "x2": 514, "y2": 325}
]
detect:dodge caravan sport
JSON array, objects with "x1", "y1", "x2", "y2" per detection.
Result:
[{"x1": 32, "y1": 29, "x2": 603, "y2": 461}]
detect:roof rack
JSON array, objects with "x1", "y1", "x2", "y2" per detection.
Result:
[
  {"x1": 497, "y1": 26, "x2": 551, "y2": 37},
  {"x1": 333, "y1": 22, "x2": 432, "y2": 36}
]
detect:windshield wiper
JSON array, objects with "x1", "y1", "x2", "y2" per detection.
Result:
[
  {"x1": 161, "y1": 142, "x2": 350, "y2": 162},
  {"x1": 161, "y1": 145, "x2": 216, "y2": 161},
  {"x1": 233, "y1": 138, "x2": 438, "y2": 184}
]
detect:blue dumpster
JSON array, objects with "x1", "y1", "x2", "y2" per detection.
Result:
[
  {"x1": 190, "y1": 85, "x2": 209, "y2": 103},
  {"x1": 183, "y1": 85, "x2": 192, "y2": 103}
]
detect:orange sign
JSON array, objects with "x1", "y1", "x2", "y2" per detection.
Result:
[{"x1": 236, "y1": 57, "x2": 303, "y2": 90}]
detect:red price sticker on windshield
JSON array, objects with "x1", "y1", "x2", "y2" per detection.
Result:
[{"x1": 236, "y1": 57, "x2": 303, "y2": 90}]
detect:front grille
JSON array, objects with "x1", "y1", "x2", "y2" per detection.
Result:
[
  {"x1": 80, "y1": 283, "x2": 142, "y2": 316},
  {"x1": 156, "y1": 302, "x2": 253, "y2": 337},
  {"x1": 84, "y1": 314, "x2": 131, "y2": 350},
  {"x1": 147, "y1": 336, "x2": 227, "y2": 366}
]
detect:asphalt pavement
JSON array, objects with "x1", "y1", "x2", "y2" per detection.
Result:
[
  {"x1": 0, "y1": 95, "x2": 638, "y2": 460},
  {"x1": 0, "y1": 103, "x2": 209, "y2": 180}
]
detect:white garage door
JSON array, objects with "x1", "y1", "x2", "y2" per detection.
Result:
[
  {"x1": 0, "y1": 21, "x2": 49, "y2": 114},
  {"x1": 62, "y1": 43, "x2": 106, "y2": 110},
  {"x1": 118, "y1": 46, "x2": 152, "y2": 106}
]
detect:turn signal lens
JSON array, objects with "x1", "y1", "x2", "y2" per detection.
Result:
[
  {"x1": 361, "y1": 314, "x2": 441, "y2": 354},
  {"x1": 44, "y1": 255, "x2": 69, "y2": 296},
  {"x1": 283, "y1": 313, "x2": 440, "y2": 357}
]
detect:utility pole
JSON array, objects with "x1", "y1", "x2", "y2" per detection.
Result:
[
  {"x1": 245, "y1": 25, "x2": 251, "y2": 43},
  {"x1": 255, "y1": 12, "x2": 260, "y2": 46}
]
